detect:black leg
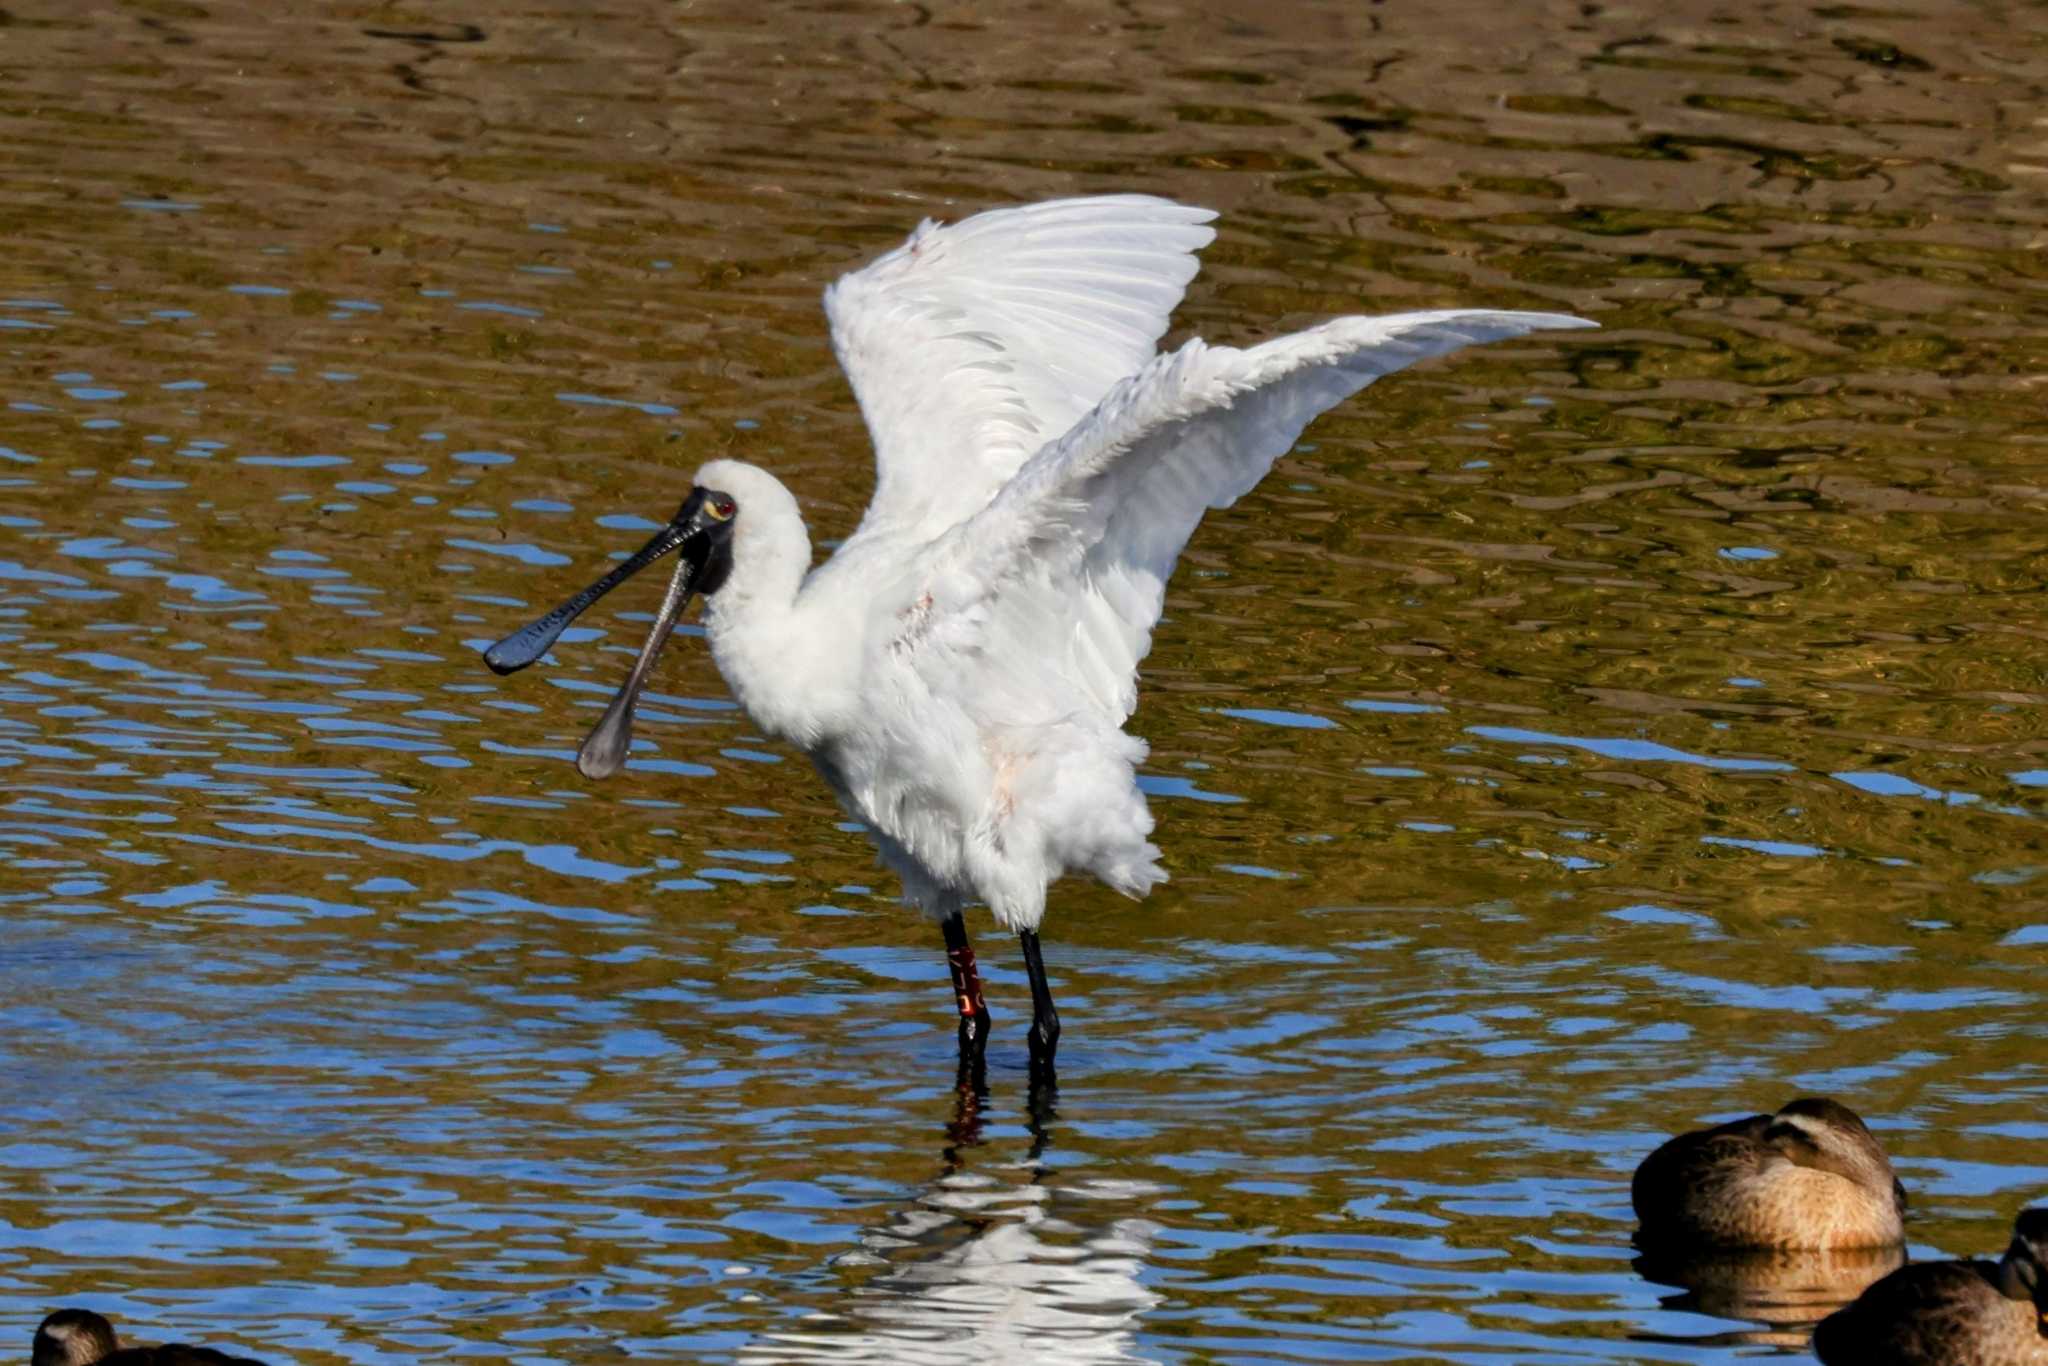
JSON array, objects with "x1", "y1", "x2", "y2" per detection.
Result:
[
  {"x1": 1018, "y1": 928, "x2": 1060, "y2": 1079},
  {"x1": 941, "y1": 911, "x2": 991, "y2": 1063}
]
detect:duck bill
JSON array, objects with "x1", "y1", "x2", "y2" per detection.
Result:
[{"x1": 574, "y1": 533, "x2": 728, "y2": 779}]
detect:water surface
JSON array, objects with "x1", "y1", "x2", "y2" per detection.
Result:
[{"x1": 1, "y1": 2, "x2": 2044, "y2": 1362}]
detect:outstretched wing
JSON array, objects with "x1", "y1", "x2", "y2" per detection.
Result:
[
  {"x1": 907, "y1": 310, "x2": 1597, "y2": 721},
  {"x1": 825, "y1": 195, "x2": 1217, "y2": 542}
]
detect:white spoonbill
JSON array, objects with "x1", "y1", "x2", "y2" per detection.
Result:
[{"x1": 485, "y1": 194, "x2": 1593, "y2": 1079}]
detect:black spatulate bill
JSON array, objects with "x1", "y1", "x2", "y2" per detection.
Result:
[
  {"x1": 483, "y1": 486, "x2": 738, "y2": 779},
  {"x1": 575, "y1": 547, "x2": 696, "y2": 779},
  {"x1": 482, "y1": 502, "x2": 706, "y2": 675}
]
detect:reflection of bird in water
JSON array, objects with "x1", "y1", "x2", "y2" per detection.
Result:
[
  {"x1": 485, "y1": 194, "x2": 1593, "y2": 1080},
  {"x1": 1632, "y1": 1244, "x2": 1904, "y2": 1350},
  {"x1": 1813, "y1": 1208, "x2": 2048, "y2": 1365},
  {"x1": 31, "y1": 1310, "x2": 268, "y2": 1366},
  {"x1": 741, "y1": 1089, "x2": 1160, "y2": 1365},
  {"x1": 1632, "y1": 1098, "x2": 1906, "y2": 1252}
]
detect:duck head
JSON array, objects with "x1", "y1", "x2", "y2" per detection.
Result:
[
  {"x1": 1762, "y1": 1098, "x2": 1904, "y2": 1212},
  {"x1": 1997, "y1": 1206, "x2": 2048, "y2": 1307},
  {"x1": 33, "y1": 1310, "x2": 119, "y2": 1366}
]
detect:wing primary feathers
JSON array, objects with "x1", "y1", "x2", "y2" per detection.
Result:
[{"x1": 904, "y1": 309, "x2": 1596, "y2": 721}]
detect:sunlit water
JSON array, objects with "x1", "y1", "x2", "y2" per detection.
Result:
[{"x1": 2, "y1": 2, "x2": 2044, "y2": 1362}]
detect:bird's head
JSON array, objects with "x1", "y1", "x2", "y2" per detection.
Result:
[
  {"x1": 1761, "y1": 1097, "x2": 1902, "y2": 1208},
  {"x1": 33, "y1": 1310, "x2": 120, "y2": 1366},
  {"x1": 1998, "y1": 1207, "x2": 2048, "y2": 1307}
]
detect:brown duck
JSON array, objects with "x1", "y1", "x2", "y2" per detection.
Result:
[
  {"x1": 30, "y1": 1310, "x2": 268, "y2": 1366},
  {"x1": 1813, "y1": 1208, "x2": 2048, "y2": 1365},
  {"x1": 1632, "y1": 1097, "x2": 1906, "y2": 1250}
]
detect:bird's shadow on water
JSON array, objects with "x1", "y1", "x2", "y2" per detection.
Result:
[{"x1": 742, "y1": 1071, "x2": 1164, "y2": 1364}]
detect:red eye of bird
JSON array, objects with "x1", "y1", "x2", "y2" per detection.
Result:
[{"x1": 708, "y1": 495, "x2": 736, "y2": 521}]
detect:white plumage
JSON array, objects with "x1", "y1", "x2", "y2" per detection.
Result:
[{"x1": 681, "y1": 195, "x2": 1594, "y2": 933}]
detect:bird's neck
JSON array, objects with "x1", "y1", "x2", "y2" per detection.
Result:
[{"x1": 700, "y1": 515, "x2": 834, "y2": 745}]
